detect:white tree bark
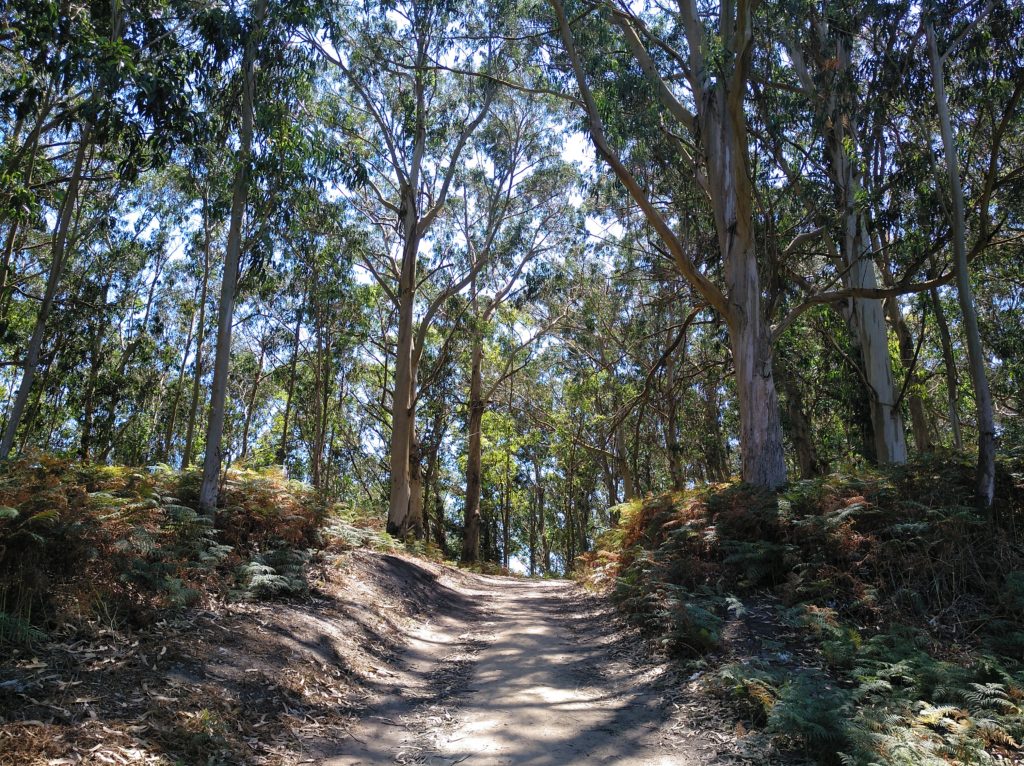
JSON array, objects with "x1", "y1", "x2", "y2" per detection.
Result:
[
  {"x1": 829, "y1": 138, "x2": 907, "y2": 464},
  {"x1": 927, "y1": 20, "x2": 996, "y2": 507},
  {"x1": 386, "y1": 184, "x2": 422, "y2": 536}
]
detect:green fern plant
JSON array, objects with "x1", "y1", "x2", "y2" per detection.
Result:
[
  {"x1": 767, "y1": 675, "x2": 854, "y2": 762},
  {"x1": 234, "y1": 549, "x2": 309, "y2": 600},
  {"x1": 0, "y1": 609, "x2": 45, "y2": 647}
]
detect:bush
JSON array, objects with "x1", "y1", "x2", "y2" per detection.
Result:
[
  {"x1": 578, "y1": 456, "x2": 1024, "y2": 763},
  {"x1": 0, "y1": 457, "x2": 335, "y2": 645}
]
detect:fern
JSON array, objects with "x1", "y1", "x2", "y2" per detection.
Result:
[
  {"x1": 0, "y1": 610, "x2": 45, "y2": 647},
  {"x1": 963, "y1": 682, "x2": 1018, "y2": 713},
  {"x1": 766, "y1": 675, "x2": 854, "y2": 759},
  {"x1": 234, "y1": 550, "x2": 309, "y2": 600}
]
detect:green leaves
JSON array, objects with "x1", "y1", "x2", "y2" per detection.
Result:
[{"x1": 233, "y1": 549, "x2": 309, "y2": 600}]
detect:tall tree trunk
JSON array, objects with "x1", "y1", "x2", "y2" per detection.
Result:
[
  {"x1": 664, "y1": 344, "x2": 686, "y2": 490},
  {"x1": 632, "y1": 398, "x2": 647, "y2": 496},
  {"x1": 161, "y1": 309, "x2": 196, "y2": 462},
  {"x1": 931, "y1": 287, "x2": 963, "y2": 450},
  {"x1": 199, "y1": 0, "x2": 266, "y2": 512},
  {"x1": 728, "y1": 308, "x2": 786, "y2": 488},
  {"x1": 432, "y1": 480, "x2": 447, "y2": 553},
  {"x1": 421, "y1": 439, "x2": 446, "y2": 556},
  {"x1": 602, "y1": 455, "x2": 618, "y2": 507},
  {"x1": 97, "y1": 251, "x2": 168, "y2": 455},
  {"x1": 481, "y1": 512, "x2": 492, "y2": 564},
  {"x1": 0, "y1": 217, "x2": 23, "y2": 334},
  {"x1": 551, "y1": 0, "x2": 787, "y2": 490},
  {"x1": 596, "y1": 391, "x2": 620, "y2": 504},
  {"x1": 183, "y1": 194, "x2": 212, "y2": 468},
  {"x1": 460, "y1": 327, "x2": 485, "y2": 563},
  {"x1": 614, "y1": 423, "x2": 636, "y2": 499},
  {"x1": 501, "y1": 374, "x2": 513, "y2": 570},
  {"x1": 239, "y1": 342, "x2": 265, "y2": 461},
  {"x1": 79, "y1": 298, "x2": 107, "y2": 462},
  {"x1": 884, "y1": 295, "x2": 933, "y2": 453},
  {"x1": 276, "y1": 302, "x2": 303, "y2": 464},
  {"x1": 421, "y1": 406, "x2": 448, "y2": 555},
  {"x1": 698, "y1": 8, "x2": 786, "y2": 489},
  {"x1": 502, "y1": 447, "x2": 511, "y2": 570},
  {"x1": 387, "y1": 188, "x2": 420, "y2": 536},
  {"x1": 564, "y1": 429, "x2": 579, "y2": 567},
  {"x1": 529, "y1": 471, "x2": 538, "y2": 576},
  {"x1": 422, "y1": 447, "x2": 433, "y2": 544},
  {"x1": 778, "y1": 368, "x2": 828, "y2": 479},
  {"x1": 408, "y1": 427, "x2": 424, "y2": 532},
  {"x1": 808, "y1": 25, "x2": 907, "y2": 465},
  {"x1": 535, "y1": 456, "x2": 549, "y2": 574},
  {"x1": 310, "y1": 321, "x2": 332, "y2": 490},
  {"x1": 665, "y1": 415, "x2": 686, "y2": 490},
  {"x1": 19, "y1": 362, "x2": 52, "y2": 454},
  {"x1": 702, "y1": 379, "x2": 729, "y2": 482},
  {"x1": 0, "y1": 112, "x2": 26, "y2": 272},
  {"x1": 841, "y1": 217, "x2": 907, "y2": 465},
  {"x1": 0, "y1": 106, "x2": 45, "y2": 331},
  {"x1": 0, "y1": 123, "x2": 91, "y2": 459},
  {"x1": 927, "y1": 22, "x2": 996, "y2": 508},
  {"x1": 721, "y1": 189, "x2": 785, "y2": 487},
  {"x1": 826, "y1": 128, "x2": 906, "y2": 464}
]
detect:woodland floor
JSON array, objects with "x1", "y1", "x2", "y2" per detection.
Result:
[{"x1": 1, "y1": 551, "x2": 805, "y2": 765}]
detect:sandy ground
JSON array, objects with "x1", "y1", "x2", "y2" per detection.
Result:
[{"x1": 320, "y1": 567, "x2": 729, "y2": 766}]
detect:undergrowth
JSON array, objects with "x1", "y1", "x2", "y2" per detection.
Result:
[
  {"x1": 0, "y1": 455, "x2": 393, "y2": 648},
  {"x1": 578, "y1": 453, "x2": 1024, "y2": 764}
]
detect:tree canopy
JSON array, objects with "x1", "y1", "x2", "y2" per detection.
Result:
[{"x1": 0, "y1": 0, "x2": 1022, "y2": 571}]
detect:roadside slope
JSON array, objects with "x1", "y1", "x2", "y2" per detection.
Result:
[{"x1": 0, "y1": 551, "x2": 473, "y2": 765}]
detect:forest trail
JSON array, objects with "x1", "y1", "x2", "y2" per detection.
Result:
[{"x1": 321, "y1": 566, "x2": 729, "y2": 766}]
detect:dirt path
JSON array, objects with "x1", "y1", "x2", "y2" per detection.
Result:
[{"x1": 321, "y1": 568, "x2": 734, "y2": 766}]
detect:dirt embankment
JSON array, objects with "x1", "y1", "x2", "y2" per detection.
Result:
[{"x1": 0, "y1": 551, "x2": 472, "y2": 765}]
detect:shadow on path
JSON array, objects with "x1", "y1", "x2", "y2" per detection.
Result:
[{"x1": 419, "y1": 578, "x2": 690, "y2": 766}]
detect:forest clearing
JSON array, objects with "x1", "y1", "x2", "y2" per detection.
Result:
[{"x1": 2, "y1": 0, "x2": 1024, "y2": 763}]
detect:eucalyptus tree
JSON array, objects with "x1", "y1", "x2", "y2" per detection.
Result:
[
  {"x1": 197, "y1": 0, "x2": 364, "y2": 508},
  {"x1": 556, "y1": 252, "x2": 647, "y2": 500},
  {"x1": 295, "y1": 237, "x2": 365, "y2": 490},
  {"x1": 176, "y1": 144, "x2": 231, "y2": 470},
  {"x1": 767, "y1": 0, "x2": 910, "y2": 464},
  {"x1": 158, "y1": 255, "x2": 204, "y2": 464},
  {"x1": 304, "y1": 0, "x2": 519, "y2": 536},
  {"x1": 453, "y1": 92, "x2": 580, "y2": 563},
  {"x1": 783, "y1": 0, "x2": 1021, "y2": 492},
  {"x1": 274, "y1": 259, "x2": 309, "y2": 469},
  {"x1": 0, "y1": 0, "x2": 197, "y2": 459},
  {"x1": 846, "y1": 0, "x2": 1023, "y2": 500},
  {"x1": 548, "y1": 0, "x2": 790, "y2": 488},
  {"x1": 924, "y1": 1, "x2": 1006, "y2": 508},
  {"x1": 197, "y1": 0, "x2": 268, "y2": 510},
  {"x1": 415, "y1": 343, "x2": 461, "y2": 555}
]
